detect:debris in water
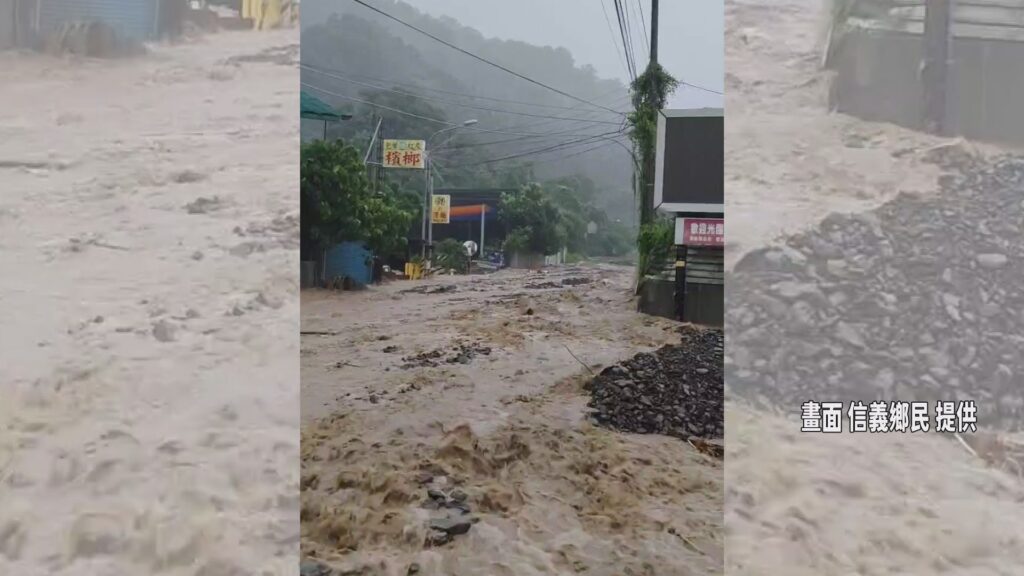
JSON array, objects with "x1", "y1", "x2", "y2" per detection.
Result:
[
  {"x1": 184, "y1": 196, "x2": 221, "y2": 214},
  {"x1": 401, "y1": 284, "x2": 458, "y2": 295},
  {"x1": 152, "y1": 320, "x2": 178, "y2": 343},
  {"x1": 401, "y1": 342, "x2": 492, "y2": 369}
]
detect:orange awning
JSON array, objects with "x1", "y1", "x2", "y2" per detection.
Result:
[{"x1": 449, "y1": 204, "x2": 490, "y2": 218}]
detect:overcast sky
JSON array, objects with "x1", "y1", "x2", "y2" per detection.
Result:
[{"x1": 409, "y1": 0, "x2": 724, "y2": 110}]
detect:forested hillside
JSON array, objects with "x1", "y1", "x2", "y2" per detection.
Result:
[{"x1": 300, "y1": 0, "x2": 636, "y2": 223}]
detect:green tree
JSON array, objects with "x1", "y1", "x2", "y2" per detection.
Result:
[
  {"x1": 498, "y1": 183, "x2": 565, "y2": 255},
  {"x1": 433, "y1": 238, "x2": 469, "y2": 273},
  {"x1": 301, "y1": 139, "x2": 414, "y2": 259}
]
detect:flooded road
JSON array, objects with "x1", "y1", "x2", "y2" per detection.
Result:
[
  {"x1": 0, "y1": 30, "x2": 300, "y2": 575},
  {"x1": 725, "y1": 0, "x2": 1024, "y2": 574},
  {"x1": 301, "y1": 264, "x2": 724, "y2": 575}
]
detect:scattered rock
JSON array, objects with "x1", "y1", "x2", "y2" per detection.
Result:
[
  {"x1": 430, "y1": 515, "x2": 473, "y2": 536},
  {"x1": 427, "y1": 531, "x2": 451, "y2": 547},
  {"x1": 152, "y1": 320, "x2": 177, "y2": 343},
  {"x1": 728, "y1": 155, "x2": 1024, "y2": 428},
  {"x1": 977, "y1": 253, "x2": 1008, "y2": 269},
  {"x1": 401, "y1": 342, "x2": 491, "y2": 369},
  {"x1": 300, "y1": 559, "x2": 333, "y2": 576},
  {"x1": 174, "y1": 170, "x2": 208, "y2": 184},
  {"x1": 585, "y1": 326, "x2": 724, "y2": 440}
]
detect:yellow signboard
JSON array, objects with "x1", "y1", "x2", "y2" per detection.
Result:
[
  {"x1": 382, "y1": 139, "x2": 426, "y2": 169},
  {"x1": 431, "y1": 194, "x2": 451, "y2": 224}
]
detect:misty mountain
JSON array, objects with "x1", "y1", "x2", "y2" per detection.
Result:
[{"x1": 300, "y1": 0, "x2": 637, "y2": 223}]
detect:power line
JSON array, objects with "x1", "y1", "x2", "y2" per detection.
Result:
[
  {"x1": 681, "y1": 80, "x2": 724, "y2": 96},
  {"x1": 433, "y1": 100, "x2": 635, "y2": 150},
  {"x1": 613, "y1": 0, "x2": 637, "y2": 81},
  {"x1": 471, "y1": 94, "x2": 631, "y2": 135},
  {"x1": 621, "y1": 0, "x2": 638, "y2": 75},
  {"x1": 302, "y1": 82, "x2": 632, "y2": 139},
  {"x1": 303, "y1": 66, "x2": 631, "y2": 114},
  {"x1": 436, "y1": 123, "x2": 629, "y2": 153},
  {"x1": 302, "y1": 83, "x2": 452, "y2": 125},
  {"x1": 527, "y1": 139, "x2": 625, "y2": 167},
  {"x1": 447, "y1": 129, "x2": 628, "y2": 167},
  {"x1": 349, "y1": 0, "x2": 626, "y2": 115},
  {"x1": 636, "y1": 0, "x2": 650, "y2": 55},
  {"x1": 630, "y1": 0, "x2": 649, "y2": 57},
  {"x1": 600, "y1": 0, "x2": 632, "y2": 82},
  {"x1": 612, "y1": 0, "x2": 629, "y2": 79},
  {"x1": 302, "y1": 65, "x2": 624, "y2": 125}
]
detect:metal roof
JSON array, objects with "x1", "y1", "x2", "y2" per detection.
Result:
[{"x1": 301, "y1": 91, "x2": 350, "y2": 121}]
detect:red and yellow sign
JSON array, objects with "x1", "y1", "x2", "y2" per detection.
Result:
[
  {"x1": 382, "y1": 139, "x2": 425, "y2": 169},
  {"x1": 431, "y1": 194, "x2": 451, "y2": 224},
  {"x1": 678, "y1": 217, "x2": 724, "y2": 246}
]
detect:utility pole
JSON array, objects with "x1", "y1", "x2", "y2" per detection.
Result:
[
  {"x1": 421, "y1": 158, "x2": 430, "y2": 259},
  {"x1": 650, "y1": 0, "x2": 659, "y2": 63},
  {"x1": 922, "y1": 0, "x2": 952, "y2": 135},
  {"x1": 422, "y1": 120, "x2": 478, "y2": 263},
  {"x1": 639, "y1": 0, "x2": 660, "y2": 226}
]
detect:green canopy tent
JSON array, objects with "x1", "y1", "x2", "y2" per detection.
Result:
[{"x1": 301, "y1": 91, "x2": 352, "y2": 140}]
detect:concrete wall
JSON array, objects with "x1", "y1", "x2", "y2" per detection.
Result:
[
  {"x1": 507, "y1": 250, "x2": 567, "y2": 269},
  {"x1": 638, "y1": 279, "x2": 677, "y2": 321},
  {"x1": 508, "y1": 252, "x2": 545, "y2": 270},
  {"x1": 833, "y1": 28, "x2": 1024, "y2": 146},
  {"x1": 0, "y1": 0, "x2": 14, "y2": 49}
]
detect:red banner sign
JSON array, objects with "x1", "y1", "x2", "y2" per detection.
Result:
[{"x1": 679, "y1": 218, "x2": 724, "y2": 246}]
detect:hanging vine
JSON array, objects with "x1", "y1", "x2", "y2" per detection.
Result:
[
  {"x1": 628, "y1": 62, "x2": 678, "y2": 227},
  {"x1": 628, "y1": 62, "x2": 678, "y2": 293}
]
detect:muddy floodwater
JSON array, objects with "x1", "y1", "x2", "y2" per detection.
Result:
[
  {"x1": 0, "y1": 29, "x2": 300, "y2": 575},
  {"x1": 300, "y1": 264, "x2": 724, "y2": 575}
]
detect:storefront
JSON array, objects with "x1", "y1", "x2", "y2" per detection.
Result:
[{"x1": 653, "y1": 108, "x2": 724, "y2": 326}]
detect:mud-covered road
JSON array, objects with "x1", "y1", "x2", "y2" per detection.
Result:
[{"x1": 301, "y1": 264, "x2": 723, "y2": 576}]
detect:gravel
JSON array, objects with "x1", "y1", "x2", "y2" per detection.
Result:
[
  {"x1": 727, "y1": 154, "x2": 1024, "y2": 429},
  {"x1": 585, "y1": 326, "x2": 724, "y2": 440}
]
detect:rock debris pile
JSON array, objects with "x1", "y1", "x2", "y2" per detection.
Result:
[
  {"x1": 586, "y1": 326, "x2": 724, "y2": 440},
  {"x1": 420, "y1": 486, "x2": 476, "y2": 547},
  {"x1": 728, "y1": 154, "x2": 1024, "y2": 429}
]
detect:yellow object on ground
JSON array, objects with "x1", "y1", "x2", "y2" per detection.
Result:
[
  {"x1": 242, "y1": 0, "x2": 259, "y2": 19},
  {"x1": 404, "y1": 262, "x2": 424, "y2": 280},
  {"x1": 245, "y1": 0, "x2": 283, "y2": 30},
  {"x1": 261, "y1": 0, "x2": 282, "y2": 30}
]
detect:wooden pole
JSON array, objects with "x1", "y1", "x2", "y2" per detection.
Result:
[{"x1": 922, "y1": 0, "x2": 952, "y2": 135}]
